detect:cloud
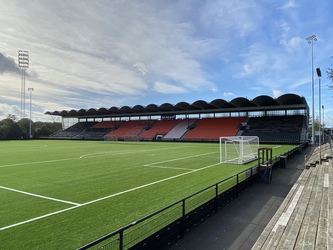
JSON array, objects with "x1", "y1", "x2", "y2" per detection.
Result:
[
  {"x1": 280, "y1": 1, "x2": 297, "y2": 9},
  {"x1": 237, "y1": 44, "x2": 269, "y2": 76},
  {"x1": 133, "y1": 62, "x2": 149, "y2": 76},
  {"x1": 201, "y1": 1, "x2": 263, "y2": 37},
  {"x1": 1, "y1": 1, "x2": 215, "y2": 102},
  {"x1": 153, "y1": 81, "x2": 187, "y2": 94},
  {"x1": 0, "y1": 103, "x2": 20, "y2": 118},
  {"x1": 280, "y1": 36, "x2": 303, "y2": 50},
  {"x1": 0, "y1": 52, "x2": 20, "y2": 75},
  {"x1": 223, "y1": 92, "x2": 235, "y2": 98},
  {"x1": 273, "y1": 89, "x2": 284, "y2": 98},
  {"x1": 211, "y1": 87, "x2": 218, "y2": 93}
]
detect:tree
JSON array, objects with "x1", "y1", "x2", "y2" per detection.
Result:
[
  {"x1": 0, "y1": 116, "x2": 61, "y2": 140},
  {"x1": 0, "y1": 118, "x2": 23, "y2": 139},
  {"x1": 34, "y1": 121, "x2": 61, "y2": 137},
  {"x1": 17, "y1": 118, "x2": 31, "y2": 139},
  {"x1": 7, "y1": 114, "x2": 17, "y2": 122},
  {"x1": 328, "y1": 58, "x2": 333, "y2": 91}
]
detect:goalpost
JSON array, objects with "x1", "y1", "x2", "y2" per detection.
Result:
[{"x1": 220, "y1": 136, "x2": 259, "y2": 164}]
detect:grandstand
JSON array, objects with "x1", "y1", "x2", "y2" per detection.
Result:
[{"x1": 47, "y1": 94, "x2": 310, "y2": 144}]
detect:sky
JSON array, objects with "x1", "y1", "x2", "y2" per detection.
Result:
[{"x1": 0, "y1": 0, "x2": 333, "y2": 127}]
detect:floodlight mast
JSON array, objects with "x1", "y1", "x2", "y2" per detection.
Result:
[
  {"x1": 321, "y1": 105, "x2": 325, "y2": 143},
  {"x1": 305, "y1": 35, "x2": 317, "y2": 144},
  {"x1": 316, "y1": 67, "x2": 321, "y2": 162},
  {"x1": 18, "y1": 50, "x2": 29, "y2": 119},
  {"x1": 28, "y1": 87, "x2": 34, "y2": 138}
]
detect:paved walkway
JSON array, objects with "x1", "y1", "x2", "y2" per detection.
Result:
[{"x1": 169, "y1": 144, "x2": 327, "y2": 250}]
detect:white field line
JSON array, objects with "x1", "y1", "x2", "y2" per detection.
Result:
[
  {"x1": 0, "y1": 161, "x2": 221, "y2": 231},
  {"x1": 79, "y1": 145, "x2": 189, "y2": 159},
  {"x1": 143, "y1": 152, "x2": 216, "y2": 166},
  {"x1": 81, "y1": 161, "x2": 221, "y2": 206},
  {"x1": 0, "y1": 185, "x2": 80, "y2": 206},
  {"x1": 0, "y1": 206, "x2": 81, "y2": 231},
  {"x1": 0, "y1": 157, "x2": 79, "y2": 168},
  {"x1": 143, "y1": 165, "x2": 197, "y2": 171},
  {"x1": 79, "y1": 150, "x2": 151, "y2": 159},
  {"x1": 0, "y1": 146, "x2": 189, "y2": 168}
]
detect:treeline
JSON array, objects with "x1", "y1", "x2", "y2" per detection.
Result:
[{"x1": 0, "y1": 115, "x2": 61, "y2": 140}]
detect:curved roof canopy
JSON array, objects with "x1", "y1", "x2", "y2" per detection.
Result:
[{"x1": 45, "y1": 93, "x2": 308, "y2": 118}]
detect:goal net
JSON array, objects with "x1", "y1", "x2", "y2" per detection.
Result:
[{"x1": 220, "y1": 136, "x2": 259, "y2": 164}]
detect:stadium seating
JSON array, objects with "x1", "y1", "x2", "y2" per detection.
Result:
[
  {"x1": 71, "y1": 121, "x2": 125, "y2": 139},
  {"x1": 184, "y1": 117, "x2": 245, "y2": 141},
  {"x1": 50, "y1": 122, "x2": 97, "y2": 139},
  {"x1": 163, "y1": 119, "x2": 197, "y2": 140},
  {"x1": 140, "y1": 119, "x2": 181, "y2": 140},
  {"x1": 74, "y1": 128, "x2": 112, "y2": 140},
  {"x1": 92, "y1": 120, "x2": 124, "y2": 129},
  {"x1": 241, "y1": 115, "x2": 306, "y2": 143},
  {"x1": 104, "y1": 120, "x2": 154, "y2": 140}
]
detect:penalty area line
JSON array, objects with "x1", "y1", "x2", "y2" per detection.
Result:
[
  {"x1": 81, "y1": 161, "x2": 221, "y2": 206},
  {"x1": 0, "y1": 161, "x2": 221, "y2": 232},
  {"x1": 0, "y1": 185, "x2": 80, "y2": 206},
  {"x1": 144, "y1": 165, "x2": 197, "y2": 171},
  {"x1": 0, "y1": 157, "x2": 79, "y2": 168},
  {"x1": 144, "y1": 152, "x2": 217, "y2": 167},
  {"x1": 0, "y1": 205, "x2": 80, "y2": 232}
]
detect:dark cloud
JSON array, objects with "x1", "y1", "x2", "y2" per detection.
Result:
[{"x1": 0, "y1": 52, "x2": 21, "y2": 75}]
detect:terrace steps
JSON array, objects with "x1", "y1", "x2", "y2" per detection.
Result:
[{"x1": 252, "y1": 143, "x2": 333, "y2": 250}]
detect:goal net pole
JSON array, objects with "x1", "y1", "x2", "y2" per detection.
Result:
[{"x1": 220, "y1": 136, "x2": 259, "y2": 164}]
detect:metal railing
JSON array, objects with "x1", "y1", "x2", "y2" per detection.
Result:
[{"x1": 78, "y1": 166, "x2": 258, "y2": 250}]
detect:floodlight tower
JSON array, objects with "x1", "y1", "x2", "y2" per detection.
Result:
[
  {"x1": 28, "y1": 87, "x2": 34, "y2": 138},
  {"x1": 321, "y1": 105, "x2": 325, "y2": 143},
  {"x1": 316, "y1": 68, "x2": 321, "y2": 161},
  {"x1": 18, "y1": 50, "x2": 29, "y2": 119},
  {"x1": 305, "y1": 35, "x2": 317, "y2": 144}
]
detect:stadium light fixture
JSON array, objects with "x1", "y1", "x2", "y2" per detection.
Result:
[
  {"x1": 316, "y1": 67, "x2": 321, "y2": 162},
  {"x1": 28, "y1": 87, "x2": 34, "y2": 139},
  {"x1": 18, "y1": 50, "x2": 29, "y2": 119},
  {"x1": 305, "y1": 35, "x2": 317, "y2": 144}
]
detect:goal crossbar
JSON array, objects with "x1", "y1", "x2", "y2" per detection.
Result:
[{"x1": 220, "y1": 136, "x2": 259, "y2": 164}]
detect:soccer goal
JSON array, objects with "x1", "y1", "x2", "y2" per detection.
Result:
[{"x1": 220, "y1": 136, "x2": 259, "y2": 164}]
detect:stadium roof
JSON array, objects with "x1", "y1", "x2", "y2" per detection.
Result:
[{"x1": 45, "y1": 93, "x2": 309, "y2": 119}]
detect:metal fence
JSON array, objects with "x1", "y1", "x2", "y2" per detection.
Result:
[{"x1": 79, "y1": 166, "x2": 259, "y2": 250}]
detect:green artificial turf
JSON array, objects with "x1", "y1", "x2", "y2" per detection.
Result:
[{"x1": 0, "y1": 140, "x2": 296, "y2": 249}]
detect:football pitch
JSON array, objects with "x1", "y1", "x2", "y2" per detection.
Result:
[{"x1": 0, "y1": 140, "x2": 296, "y2": 249}]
